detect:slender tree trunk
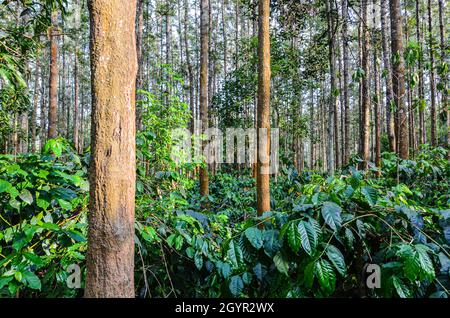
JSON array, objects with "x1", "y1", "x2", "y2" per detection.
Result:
[
  {"x1": 221, "y1": 0, "x2": 228, "y2": 76},
  {"x1": 360, "y1": 0, "x2": 371, "y2": 168},
  {"x1": 427, "y1": 0, "x2": 437, "y2": 146},
  {"x1": 381, "y1": 0, "x2": 396, "y2": 152},
  {"x1": 404, "y1": 10, "x2": 416, "y2": 155},
  {"x1": 438, "y1": 0, "x2": 449, "y2": 156},
  {"x1": 80, "y1": 88, "x2": 85, "y2": 152},
  {"x1": 184, "y1": 0, "x2": 195, "y2": 136},
  {"x1": 325, "y1": 0, "x2": 336, "y2": 174},
  {"x1": 85, "y1": 0, "x2": 137, "y2": 298},
  {"x1": 332, "y1": 1, "x2": 339, "y2": 169},
  {"x1": 256, "y1": 0, "x2": 271, "y2": 216},
  {"x1": 19, "y1": 112, "x2": 28, "y2": 153},
  {"x1": 165, "y1": 0, "x2": 172, "y2": 90},
  {"x1": 199, "y1": 0, "x2": 210, "y2": 197},
  {"x1": 136, "y1": 0, "x2": 144, "y2": 130},
  {"x1": 234, "y1": 1, "x2": 239, "y2": 70},
  {"x1": 390, "y1": 0, "x2": 409, "y2": 159},
  {"x1": 40, "y1": 54, "x2": 47, "y2": 149},
  {"x1": 31, "y1": 56, "x2": 40, "y2": 152},
  {"x1": 416, "y1": 0, "x2": 425, "y2": 145},
  {"x1": 310, "y1": 87, "x2": 315, "y2": 169},
  {"x1": 64, "y1": 36, "x2": 70, "y2": 140},
  {"x1": 47, "y1": 10, "x2": 58, "y2": 139},
  {"x1": 373, "y1": 0, "x2": 381, "y2": 172},
  {"x1": 73, "y1": 51, "x2": 79, "y2": 153},
  {"x1": 342, "y1": 0, "x2": 350, "y2": 166}
]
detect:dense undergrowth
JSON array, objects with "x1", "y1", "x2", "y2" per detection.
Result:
[{"x1": 0, "y1": 139, "x2": 449, "y2": 298}]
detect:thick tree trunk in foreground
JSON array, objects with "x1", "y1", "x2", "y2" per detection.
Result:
[
  {"x1": 199, "y1": 0, "x2": 210, "y2": 197},
  {"x1": 47, "y1": 10, "x2": 58, "y2": 140},
  {"x1": 256, "y1": 0, "x2": 271, "y2": 216},
  {"x1": 85, "y1": 0, "x2": 138, "y2": 298},
  {"x1": 390, "y1": 0, "x2": 409, "y2": 159}
]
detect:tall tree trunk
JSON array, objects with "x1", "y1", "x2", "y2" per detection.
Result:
[
  {"x1": 309, "y1": 88, "x2": 315, "y2": 169},
  {"x1": 360, "y1": 0, "x2": 371, "y2": 168},
  {"x1": 438, "y1": 0, "x2": 449, "y2": 156},
  {"x1": 184, "y1": 0, "x2": 195, "y2": 136},
  {"x1": 40, "y1": 53, "x2": 47, "y2": 149},
  {"x1": 381, "y1": 0, "x2": 396, "y2": 152},
  {"x1": 416, "y1": 0, "x2": 425, "y2": 145},
  {"x1": 135, "y1": 0, "x2": 144, "y2": 130},
  {"x1": 221, "y1": 0, "x2": 228, "y2": 76},
  {"x1": 47, "y1": 10, "x2": 58, "y2": 139},
  {"x1": 73, "y1": 51, "x2": 79, "y2": 153},
  {"x1": 342, "y1": 0, "x2": 350, "y2": 166},
  {"x1": 85, "y1": 0, "x2": 137, "y2": 298},
  {"x1": 19, "y1": 112, "x2": 28, "y2": 153},
  {"x1": 325, "y1": 0, "x2": 336, "y2": 174},
  {"x1": 427, "y1": 0, "x2": 437, "y2": 146},
  {"x1": 390, "y1": 0, "x2": 409, "y2": 159},
  {"x1": 404, "y1": 10, "x2": 416, "y2": 155},
  {"x1": 80, "y1": 87, "x2": 85, "y2": 152},
  {"x1": 199, "y1": 0, "x2": 210, "y2": 197},
  {"x1": 234, "y1": 1, "x2": 239, "y2": 70},
  {"x1": 256, "y1": 0, "x2": 271, "y2": 216},
  {"x1": 31, "y1": 56, "x2": 40, "y2": 152},
  {"x1": 373, "y1": 0, "x2": 381, "y2": 171},
  {"x1": 165, "y1": 0, "x2": 172, "y2": 90},
  {"x1": 64, "y1": 34, "x2": 70, "y2": 140}
]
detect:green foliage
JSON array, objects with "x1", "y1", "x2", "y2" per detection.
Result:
[
  {"x1": 0, "y1": 139, "x2": 88, "y2": 297},
  {"x1": 1, "y1": 141, "x2": 449, "y2": 298}
]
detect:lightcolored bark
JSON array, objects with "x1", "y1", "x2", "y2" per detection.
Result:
[
  {"x1": 256, "y1": 0, "x2": 271, "y2": 216},
  {"x1": 85, "y1": 0, "x2": 138, "y2": 298},
  {"x1": 199, "y1": 0, "x2": 210, "y2": 197}
]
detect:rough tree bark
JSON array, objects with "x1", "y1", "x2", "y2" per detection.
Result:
[
  {"x1": 135, "y1": 0, "x2": 144, "y2": 130},
  {"x1": 256, "y1": 0, "x2": 271, "y2": 216},
  {"x1": 373, "y1": 0, "x2": 381, "y2": 171},
  {"x1": 85, "y1": 0, "x2": 138, "y2": 298},
  {"x1": 416, "y1": 0, "x2": 425, "y2": 145},
  {"x1": 427, "y1": 0, "x2": 437, "y2": 146},
  {"x1": 47, "y1": 10, "x2": 58, "y2": 139},
  {"x1": 438, "y1": 0, "x2": 449, "y2": 156},
  {"x1": 31, "y1": 56, "x2": 40, "y2": 152},
  {"x1": 40, "y1": 53, "x2": 47, "y2": 149},
  {"x1": 360, "y1": 0, "x2": 371, "y2": 168},
  {"x1": 341, "y1": 0, "x2": 350, "y2": 166},
  {"x1": 390, "y1": 0, "x2": 409, "y2": 159},
  {"x1": 184, "y1": 0, "x2": 195, "y2": 136},
  {"x1": 73, "y1": 50, "x2": 79, "y2": 153},
  {"x1": 325, "y1": 0, "x2": 336, "y2": 174},
  {"x1": 381, "y1": 0, "x2": 396, "y2": 152},
  {"x1": 199, "y1": 0, "x2": 210, "y2": 197}
]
